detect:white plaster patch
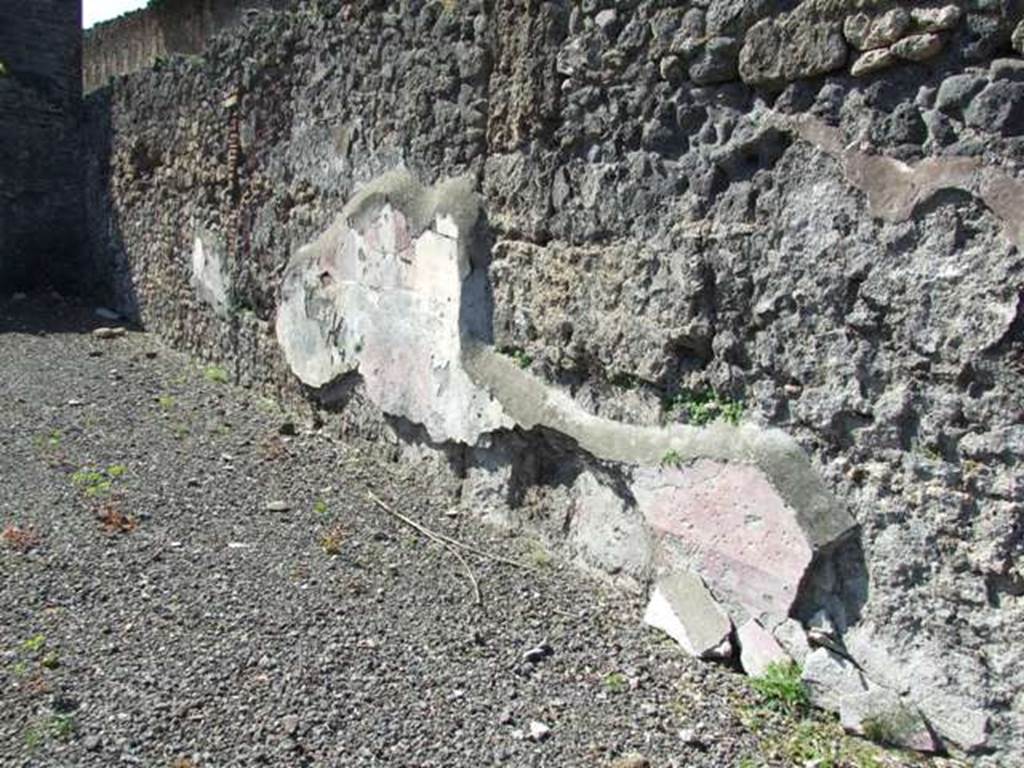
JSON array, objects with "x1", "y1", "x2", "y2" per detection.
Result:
[
  {"x1": 276, "y1": 189, "x2": 510, "y2": 444},
  {"x1": 190, "y1": 235, "x2": 230, "y2": 317}
]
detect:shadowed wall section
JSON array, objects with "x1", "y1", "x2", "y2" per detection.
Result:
[{"x1": 0, "y1": 0, "x2": 82, "y2": 291}]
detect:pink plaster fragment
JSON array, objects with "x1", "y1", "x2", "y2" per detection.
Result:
[
  {"x1": 639, "y1": 460, "x2": 814, "y2": 621},
  {"x1": 738, "y1": 618, "x2": 791, "y2": 677}
]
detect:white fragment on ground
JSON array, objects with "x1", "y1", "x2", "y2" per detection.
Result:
[
  {"x1": 643, "y1": 571, "x2": 733, "y2": 659},
  {"x1": 93, "y1": 326, "x2": 126, "y2": 339}
]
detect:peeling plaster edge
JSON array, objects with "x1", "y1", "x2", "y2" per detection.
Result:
[{"x1": 782, "y1": 113, "x2": 1024, "y2": 252}]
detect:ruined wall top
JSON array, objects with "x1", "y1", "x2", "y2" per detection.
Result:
[{"x1": 83, "y1": 0, "x2": 294, "y2": 92}]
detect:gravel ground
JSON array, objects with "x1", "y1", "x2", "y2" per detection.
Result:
[{"x1": 0, "y1": 296, "x2": 935, "y2": 768}]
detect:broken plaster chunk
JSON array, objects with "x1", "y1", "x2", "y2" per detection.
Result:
[
  {"x1": 643, "y1": 571, "x2": 733, "y2": 659},
  {"x1": 738, "y1": 618, "x2": 791, "y2": 677},
  {"x1": 634, "y1": 459, "x2": 848, "y2": 628},
  {"x1": 801, "y1": 647, "x2": 869, "y2": 711},
  {"x1": 840, "y1": 686, "x2": 940, "y2": 753}
]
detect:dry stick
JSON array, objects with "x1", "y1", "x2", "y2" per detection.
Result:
[
  {"x1": 367, "y1": 491, "x2": 534, "y2": 571},
  {"x1": 446, "y1": 537, "x2": 482, "y2": 607},
  {"x1": 367, "y1": 491, "x2": 482, "y2": 605}
]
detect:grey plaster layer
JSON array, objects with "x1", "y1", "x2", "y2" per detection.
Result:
[{"x1": 463, "y1": 342, "x2": 855, "y2": 553}]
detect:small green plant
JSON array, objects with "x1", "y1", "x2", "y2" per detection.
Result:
[
  {"x1": 204, "y1": 365, "x2": 230, "y2": 384},
  {"x1": 71, "y1": 469, "x2": 110, "y2": 496},
  {"x1": 22, "y1": 634, "x2": 46, "y2": 654},
  {"x1": 500, "y1": 346, "x2": 533, "y2": 369},
  {"x1": 49, "y1": 714, "x2": 76, "y2": 741},
  {"x1": 157, "y1": 394, "x2": 175, "y2": 410},
  {"x1": 72, "y1": 464, "x2": 126, "y2": 497},
  {"x1": 313, "y1": 499, "x2": 328, "y2": 516},
  {"x1": 603, "y1": 671, "x2": 630, "y2": 694},
  {"x1": 749, "y1": 661, "x2": 809, "y2": 713},
  {"x1": 665, "y1": 388, "x2": 744, "y2": 427},
  {"x1": 23, "y1": 725, "x2": 45, "y2": 749},
  {"x1": 525, "y1": 540, "x2": 552, "y2": 568},
  {"x1": 34, "y1": 430, "x2": 62, "y2": 451},
  {"x1": 661, "y1": 449, "x2": 683, "y2": 468},
  {"x1": 719, "y1": 399, "x2": 744, "y2": 426}
]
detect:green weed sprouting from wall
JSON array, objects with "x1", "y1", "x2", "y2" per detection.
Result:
[{"x1": 664, "y1": 387, "x2": 745, "y2": 427}]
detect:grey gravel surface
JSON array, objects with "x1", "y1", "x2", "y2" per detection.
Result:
[{"x1": 0, "y1": 296, "x2": 925, "y2": 768}]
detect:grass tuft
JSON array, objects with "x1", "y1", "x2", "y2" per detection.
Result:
[
  {"x1": 603, "y1": 671, "x2": 630, "y2": 694},
  {"x1": 664, "y1": 387, "x2": 744, "y2": 426},
  {"x1": 749, "y1": 661, "x2": 809, "y2": 714}
]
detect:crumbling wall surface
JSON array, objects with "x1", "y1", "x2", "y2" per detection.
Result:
[
  {"x1": 0, "y1": 0, "x2": 82, "y2": 290},
  {"x1": 85, "y1": 0, "x2": 1024, "y2": 761}
]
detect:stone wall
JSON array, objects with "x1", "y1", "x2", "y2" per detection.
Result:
[
  {"x1": 0, "y1": 0, "x2": 82, "y2": 291},
  {"x1": 83, "y1": 0, "x2": 1024, "y2": 762},
  {"x1": 83, "y1": 0, "x2": 293, "y2": 92}
]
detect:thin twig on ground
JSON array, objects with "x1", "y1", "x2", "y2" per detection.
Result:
[
  {"x1": 367, "y1": 491, "x2": 482, "y2": 604},
  {"x1": 367, "y1": 491, "x2": 533, "y2": 571}
]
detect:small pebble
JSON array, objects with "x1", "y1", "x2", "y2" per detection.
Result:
[
  {"x1": 528, "y1": 720, "x2": 550, "y2": 742},
  {"x1": 612, "y1": 753, "x2": 649, "y2": 768},
  {"x1": 282, "y1": 714, "x2": 299, "y2": 737}
]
